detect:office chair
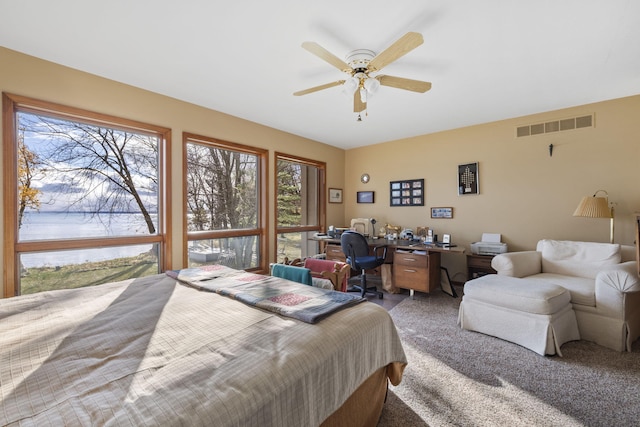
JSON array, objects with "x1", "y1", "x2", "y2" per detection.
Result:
[{"x1": 340, "y1": 231, "x2": 387, "y2": 299}]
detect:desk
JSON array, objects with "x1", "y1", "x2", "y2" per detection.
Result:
[
  {"x1": 467, "y1": 254, "x2": 496, "y2": 279},
  {"x1": 311, "y1": 236, "x2": 464, "y2": 295},
  {"x1": 312, "y1": 236, "x2": 465, "y2": 255}
]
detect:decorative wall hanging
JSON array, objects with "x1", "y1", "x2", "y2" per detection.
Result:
[
  {"x1": 390, "y1": 179, "x2": 424, "y2": 206},
  {"x1": 431, "y1": 207, "x2": 453, "y2": 218},
  {"x1": 328, "y1": 188, "x2": 343, "y2": 203},
  {"x1": 458, "y1": 162, "x2": 479, "y2": 195},
  {"x1": 357, "y1": 191, "x2": 375, "y2": 203}
]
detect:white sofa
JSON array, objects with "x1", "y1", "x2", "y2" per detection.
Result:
[{"x1": 491, "y1": 239, "x2": 640, "y2": 352}]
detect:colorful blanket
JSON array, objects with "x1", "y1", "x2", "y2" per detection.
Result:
[{"x1": 166, "y1": 265, "x2": 365, "y2": 323}]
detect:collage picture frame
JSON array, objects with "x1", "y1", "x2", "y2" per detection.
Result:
[{"x1": 390, "y1": 178, "x2": 424, "y2": 206}]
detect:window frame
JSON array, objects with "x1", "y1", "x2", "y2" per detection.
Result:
[
  {"x1": 183, "y1": 132, "x2": 268, "y2": 272},
  {"x1": 274, "y1": 152, "x2": 326, "y2": 260},
  {"x1": 2, "y1": 92, "x2": 172, "y2": 297}
]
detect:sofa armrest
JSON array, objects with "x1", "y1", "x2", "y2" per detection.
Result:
[
  {"x1": 597, "y1": 261, "x2": 640, "y2": 293},
  {"x1": 595, "y1": 261, "x2": 640, "y2": 319},
  {"x1": 491, "y1": 251, "x2": 542, "y2": 278}
]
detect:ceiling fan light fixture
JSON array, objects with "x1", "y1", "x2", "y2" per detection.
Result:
[
  {"x1": 342, "y1": 76, "x2": 359, "y2": 96},
  {"x1": 363, "y1": 77, "x2": 380, "y2": 96}
]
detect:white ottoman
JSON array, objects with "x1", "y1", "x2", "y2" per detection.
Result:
[{"x1": 458, "y1": 274, "x2": 580, "y2": 356}]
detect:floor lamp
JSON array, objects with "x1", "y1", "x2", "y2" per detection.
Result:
[{"x1": 573, "y1": 190, "x2": 614, "y2": 243}]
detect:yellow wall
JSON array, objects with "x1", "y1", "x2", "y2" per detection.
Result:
[
  {"x1": 2, "y1": 46, "x2": 639, "y2": 294},
  {"x1": 345, "y1": 96, "x2": 640, "y2": 282},
  {"x1": 0, "y1": 47, "x2": 346, "y2": 297}
]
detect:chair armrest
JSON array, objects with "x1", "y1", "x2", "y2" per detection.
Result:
[
  {"x1": 491, "y1": 251, "x2": 542, "y2": 278},
  {"x1": 319, "y1": 263, "x2": 351, "y2": 292},
  {"x1": 373, "y1": 245, "x2": 388, "y2": 261}
]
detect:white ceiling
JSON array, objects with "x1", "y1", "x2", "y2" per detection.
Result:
[{"x1": 2, "y1": 0, "x2": 640, "y2": 150}]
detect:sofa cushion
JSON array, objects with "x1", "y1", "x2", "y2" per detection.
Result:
[
  {"x1": 464, "y1": 275, "x2": 571, "y2": 315},
  {"x1": 524, "y1": 273, "x2": 595, "y2": 307},
  {"x1": 536, "y1": 239, "x2": 621, "y2": 279}
]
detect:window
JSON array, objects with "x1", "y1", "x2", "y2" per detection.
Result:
[
  {"x1": 3, "y1": 93, "x2": 171, "y2": 297},
  {"x1": 184, "y1": 133, "x2": 267, "y2": 272},
  {"x1": 275, "y1": 153, "x2": 325, "y2": 262}
]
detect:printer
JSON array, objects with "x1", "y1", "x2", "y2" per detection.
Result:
[{"x1": 470, "y1": 233, "x2": 508, "y2": 256}]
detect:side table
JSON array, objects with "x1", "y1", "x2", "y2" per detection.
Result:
[{"x1": 467, "y1": 254, "x2": 496, "y2": 280}]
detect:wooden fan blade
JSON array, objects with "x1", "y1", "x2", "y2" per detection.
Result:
[
  {"x1": 354, "y1": 91, "x2": 366, "y2": 113},
  {"x1": 368, "y1": 32, "x2": 424, "y2": 72},
  {"x1": 376, "y1": 75, "x2": 432, "y2": 93},
  {"x1": 293, "y1": 80, "x2": 345, "y2": 96},
  {"x1": 301, "y1": 41, "x2": 351, "y2": 72}
]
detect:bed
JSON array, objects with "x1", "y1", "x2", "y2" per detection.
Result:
[{"x1": 0, "y1": 265, "x2": 407, "y2": 426}]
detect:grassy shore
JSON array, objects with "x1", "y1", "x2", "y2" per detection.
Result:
[
  {"x1": 20, "y1": 252, "x2": 159, "y2": 295},
  {"x1": 19, "y1": 234, "x2": 308, "y2": 295}
]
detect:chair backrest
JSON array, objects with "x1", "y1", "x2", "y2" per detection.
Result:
[{"x1": 341, "y1": 231, "x2": 369, "y2": 263}]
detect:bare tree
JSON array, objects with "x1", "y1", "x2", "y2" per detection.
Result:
[
  {"x1": 19, "y1": 113, "x2": 159, "y2": 234},
  {"x1": 186, "y1": 143, "x2": 258, "y2": 268}
]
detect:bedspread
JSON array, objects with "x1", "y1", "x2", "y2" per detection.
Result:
[
  {"x1": 166, "y1": 264, "x2": 365, "y2": 323},
  {"x1": 0, "y1": 272, "x2": 406, "y2": 426}
]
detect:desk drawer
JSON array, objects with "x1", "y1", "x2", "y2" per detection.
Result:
[
  {"x1": 394, "y1": 267, "x2": 429, "y2": 292},
  {"x1": 467, "y1": 255, "x2": 494, "y2": 269},
  {"x1": 325, "y1": 244, "x2": 346, "y2": 262},
  {"x1": 394, "y1": 252, "x2": 429, "y2": 268}
]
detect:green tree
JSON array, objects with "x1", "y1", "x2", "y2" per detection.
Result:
[{"x1": 277, "y1": 160, "x2": 302, "y2": 227}]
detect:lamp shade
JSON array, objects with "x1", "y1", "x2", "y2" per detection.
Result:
[
  {"x1": 363, "y1": 77, "x2": 380, "y2": 95},
  {"x1": 573, "y1": 196, "x2": 611, "y2": 218},
  {"x1": 342, "y1": 77, "x2": 359, "y2": 96}
]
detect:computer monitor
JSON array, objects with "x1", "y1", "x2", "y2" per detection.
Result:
[{"x1": 350, "y1": 218, "x2": 372, "y2": 237}]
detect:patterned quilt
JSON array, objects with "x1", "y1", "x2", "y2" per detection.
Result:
[{"x1": 166, "y1": 265, "x2": 365, "y2": 323}]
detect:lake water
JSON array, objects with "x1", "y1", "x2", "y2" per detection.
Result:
[{"x1": 19, "y1": 212, "x2": 157, "y2": 268}]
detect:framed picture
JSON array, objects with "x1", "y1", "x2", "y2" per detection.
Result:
[
  {"x1": 357, "y1": 191, "x2": 375, "y2": 204},
  {"x1": 390, "y1": 179, "x2": 424, "y2": 206},
  {"x1": 416, "y1": 226, "x2": 429, "y2": 238},
  {"x1": 431, "y1": 207, "x2": 453, "y2": 219},
  {"x1": 458, "y1": 162, "x2": 479, "y2": 195},
  {"x1": 328, "y1": 188, "x2": 343, "y2": 203},
  {"x1": 440, "y1": 267, "x2": 457, "y2": 298}
]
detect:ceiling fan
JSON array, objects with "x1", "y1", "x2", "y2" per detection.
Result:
[{"x1": 293, "y1": 32, "x2": 432, "y2": 117}]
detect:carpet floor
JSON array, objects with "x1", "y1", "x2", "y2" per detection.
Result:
[{"x1": 377, "y1": 286, "x2": 640, "y2": 427}]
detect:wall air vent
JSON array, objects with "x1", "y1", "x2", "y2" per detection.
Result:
[{"x1": 516, "y1": 114, "x2": 593, "y2": 138}]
